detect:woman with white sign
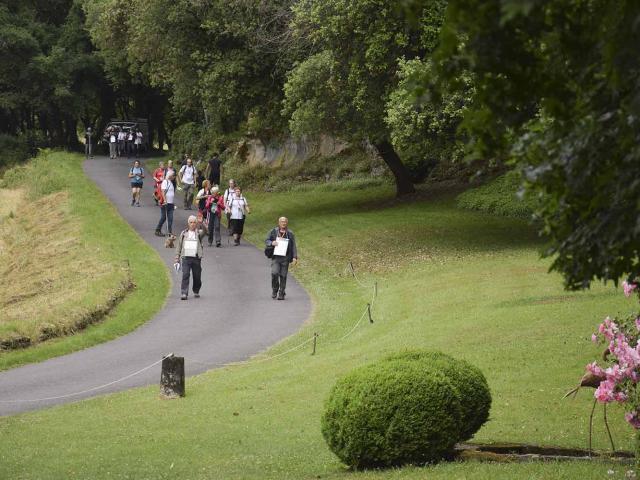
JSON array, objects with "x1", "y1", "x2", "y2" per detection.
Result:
[
  {"x1": 174, "y1": 215, "x2": 207, "y2": 300},
  {"x1": 226, "y1": 186, "x2": 251, "y2": 246}
]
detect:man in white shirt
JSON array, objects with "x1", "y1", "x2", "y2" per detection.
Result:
[
  {"x1": 156, "y1": 171, "x2": 176, "y2": 236},
  {"x1": 223, "y1": 178, "x2": 236, "y2": 235},
  {"x1": 117, "y1": 129, "x2": 126, "y2": 157},
  {"x1": 174, "y1": 215, "x2": 207, "y2": 300},
  {"x1": 109, "y1": 129, "x2": 117, "y2": 159},
  {"x1": 178, "y1": 157, "x2": 196, "y2": 210}
]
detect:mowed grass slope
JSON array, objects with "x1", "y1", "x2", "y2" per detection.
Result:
[
  {"x1": 0, "y1": 151, "x2": 169, "y2": 370},
  {"x1": 0, "y1": 181, "x2": 635, "y2": 479}
]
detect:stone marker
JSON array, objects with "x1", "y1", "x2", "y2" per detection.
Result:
[{"x1": 160, "y1": 355, "x2": 185, "y2": 398}]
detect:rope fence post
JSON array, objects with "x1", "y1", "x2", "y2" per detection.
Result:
[
  {"x1": 312, "y1": 333, "x2": 318, "y2": 355},
  {"x1": 160, "y1": 353, "x2": 185, "y2": 399},
  {"x1": 367, "y1": 303, "x2": 373, "y2": 323},
  {"x1": 374, "y1": 281, "x2": 378, "y2": 298}
]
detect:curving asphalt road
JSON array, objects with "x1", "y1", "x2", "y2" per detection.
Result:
[{"x1": 0, "y1": 155, "x2": 310, "y2": 416}]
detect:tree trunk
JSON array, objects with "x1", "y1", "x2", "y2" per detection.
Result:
[{"x1": 374, "y1": 140, "x2": 415, "y2": 197}]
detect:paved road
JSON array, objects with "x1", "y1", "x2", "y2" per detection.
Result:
[{"x1": 0, "y1": 155, "x2": 310, "y2": 416}]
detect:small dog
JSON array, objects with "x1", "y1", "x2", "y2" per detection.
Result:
[{"x1": 164, "y1": 234, "x2": 176, "y2": 248}]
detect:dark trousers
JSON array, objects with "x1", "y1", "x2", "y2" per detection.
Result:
[
  {"x1": 181, "y1": 256, "x2": 202, "y2": 295},
  {"x1": 271, "y1": 256, "x2": 290, "y2": 294},
  {"x1": 156, "y1": 203, "x2": 174, "y2": 234},
  {"x1": 208, "y1": 214, "x2": 221, "y2": 245}
]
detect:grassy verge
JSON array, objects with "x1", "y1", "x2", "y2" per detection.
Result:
[
  {"x1": 0, "y1": 150, "x2": 169, "y2": 370},
  {"x1": 0, "y1": 181, "x2": 635, "y2": 479},
  {"x1": 456, "y1": 170, "x2": 535, "y2": 218}
]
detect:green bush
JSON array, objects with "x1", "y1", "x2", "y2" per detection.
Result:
[
  {"x1": 456, "y1": 170, "x2": 535, "y2": 218},
  {"x1": 321, "y1": 351, "x2": 492, "y2": 469},
  {"x1": 384, "y1": 351, "x2": 491, "y2": 441},
  {"x1": 321, "y1": 357, "x2": 464, "y2": 469},
  {"x1": 0, "y1": 134, "x2": 31, "y2": 171}
]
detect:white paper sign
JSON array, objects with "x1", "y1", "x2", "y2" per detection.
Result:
[
  {"x1": 184, "y1": 239, "x2": 198, "y2": 257},
  {"x1": 274, "y1": 238, "x2": 289, "y2": 256}
]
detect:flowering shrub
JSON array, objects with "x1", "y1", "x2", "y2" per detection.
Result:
[{"x1": 590, "y1": 281, "x2": 640, "y2": 428}]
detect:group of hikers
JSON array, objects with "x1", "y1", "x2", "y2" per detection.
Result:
[
  {"x1": 105, "y1": 125, "x2": 144, "y2": 159},
  {"x1": 125, "y1": 154, "x2": 298, "y2": 301}
]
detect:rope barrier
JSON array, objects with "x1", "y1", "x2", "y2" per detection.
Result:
[
  {"x1": 2, "y1": 261, "x2": 378, "y2": 404},
  {"x1": 0, "y1": 354, "x2": 173, "y2": 403}
]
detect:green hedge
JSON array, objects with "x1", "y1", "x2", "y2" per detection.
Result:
[{"x1": 321, "y1": 351, "x2": 491, "y2": 469}]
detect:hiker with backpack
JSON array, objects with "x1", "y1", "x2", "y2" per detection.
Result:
[
  {"x1": 155, "y1": 170, "x2": 176, "y2": 236},
  {"x1": 128, "y1": 160, "x2": 145, "y2": 207},
  {"x1": 178, "y1": 157, "x2": 197, "y2": 210},
  {"x1": 265, "y1": 217, "x2": 298, "y2": 300},
  {"x1": 205, "y1": 186, "x2": 225, "y2": 247}
]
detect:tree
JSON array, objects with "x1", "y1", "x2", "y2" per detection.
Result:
[
  {"x1": 283, "y1": 0, "x2": 448, "y2": 196},
  {"x1": 431, "y1": 0, "x2": 640, "y2": 289}
]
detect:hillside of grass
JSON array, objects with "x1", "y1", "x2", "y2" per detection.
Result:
[
  {"x1": 456, "y1": 170, "x2": 536, "y2": 218},
  {"x1": 0, "y1": 151, "x2": 169, "y2": 370},
  {"x1": 0, "y1": 180, "x2": 635, "y2": 479}
]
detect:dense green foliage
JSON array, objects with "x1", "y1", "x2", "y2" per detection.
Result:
[
  {"x1": 384, "y1": 351, "x2": 491, "y2": 441},
  {"x1": 432, "y1": 0, "x2": 640, "y2": 289},
  {"x1": 456, "y1": 171, "x2": 535, "y2": 219},
  {"x1": 321, "y1": 355, "x2": 464, "y2": 468}
]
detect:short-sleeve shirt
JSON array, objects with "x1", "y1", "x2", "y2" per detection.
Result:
[
  {"x1": 161, "y1": 179, "x2": 175, "y2": 204},
  {"x1": 180, "y1": 164, "x2": 195, "y2": 185},
  {"x1": 130, "y1": 166, "x2": 144, "y2": 184},
  {"x1": 208, "y1": 158, "x2": 222, "y2": 176}
]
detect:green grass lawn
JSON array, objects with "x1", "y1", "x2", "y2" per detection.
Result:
[
  {"x1": 0, "y1": 151, "x2": 169, "y2": 370},
  {"x1": 0, "y1": 179, "x2": 636, "y2": 479}
]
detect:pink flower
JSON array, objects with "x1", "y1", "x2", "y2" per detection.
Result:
[
  {"x1": 592, "y1": 333, "x2": 599, "y2": 343},
  {"x1": 587, "y1": 361, "x2": 605, "y2": 378},
  {"x1": 595, "y1": 379, "x2": 617, "y2": 403},
  {"x1": 623, "y1": 280, "x2": 638, "y2": 298},
  {"x1": 614, "y1": 391, "x2": 628, "y2": 402},
  {"x1": 625, "y1": 411, "x2": 640, "y2": 429},
  {"x1": 599, "y1": 317, "x2": 619, "y2": 341},
  {"x1": 636, "y1": 317, "x2": 640, "y2": 332},
  {"x1": 605, "y1": 365, "x2": 625, "y2": 382}
]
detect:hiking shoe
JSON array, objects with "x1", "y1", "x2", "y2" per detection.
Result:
[
  {"x1": 155, "y1": 230, "x2": 165, "y2": 237},
  {"x1": 216, "y1": 243, "x2": 221, "y2": 248},
  {"x1": 181, "y1": 294, "x2": 187, "y2": 300},
  {"x1": 194, "y1": 293, "x2": 200, "y2": 298},
  {"x1": 131, "y1": 199, "x2": 135, "y2": 206},
  {"x1": 208, "y1": 243, "x2": 213, "y2": 247},
  {"x1": 136, "y1": 202, "x2": 140, "y2": 207},
  {"x1": 272, "y1": 290, "x2": 278, "y2": 299},
  {"x1": 277, "y1": 291, "x2": 285, "y2": 300}
]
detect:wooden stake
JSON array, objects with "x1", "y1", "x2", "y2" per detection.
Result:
[
  {"x1": 312, "y1": 333, "x2": 318, "y2": 355},
  {"x1": 367, "y1": 303, "x2": 373, "y2": 323}
]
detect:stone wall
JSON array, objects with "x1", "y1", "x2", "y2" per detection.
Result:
[{"x1": 240, "y1": 135, "x2": 350, "y2": 166}]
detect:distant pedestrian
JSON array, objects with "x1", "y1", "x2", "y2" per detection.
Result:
[
  {"x1": 156, "y1": 170, "x2": 176, "y2": 236},
  {"x1": 226, "y1": 186, "x2": 250, "y2": 246},
  {"x1": 84, "y1": 127, "x2": 93, "y2": 159},
  {"x1": 109, "y1": 129, "x2": 117, "y2": 159},
  {"x1": 153, "y1": 161, "x2": 165, "y2": 205},
  {"x1": 206, "y1": 186, "x2": 225, "y2": 247},
  {"x1": 128, "y1": 160, "x2": 145, "y2": 207},
  {"x1": 265, "y1": 217, "x2": 298, "y2": 300},
  {"x1": 174, "y1": 215, "x2": 207, "y2": 300},
  {"x1": 196, "y1": 180, "x2": 212, "y2": 217},
  {"x1": 178, "y1": 157, "x2": 196, "y2": 210},
  {"x1": 117, "y1": 129, "x2": 126, "y2": 157},
  {"x1": 165, "y1": 160, "x2": 177, "y2": 188},
  {"x1": 206, "y1": 152, "x2": 223, "y2": 186},
  {"x1": 135, "y1": 129, "x2": 143, "y2": 157},
  {"x1": 126, "y1": 129, "x2": 135, "y2": 157},
  {"x1": 223, "y1": 178, "x2": 237, "y2": 235}
]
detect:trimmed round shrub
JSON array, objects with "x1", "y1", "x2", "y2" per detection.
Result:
[
  {"x1": 321, "y1": 351, "x2": 492, "y2": 469},
  {"x1": 384, "y1": 351, "x2": 491, "y2": 441},
  {"x1": 321, "y1": 358, "x2": 464, "y2": 469}
]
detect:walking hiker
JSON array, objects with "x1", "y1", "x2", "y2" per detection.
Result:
[
  {"x1": 126, "y1": 129, "x2": 135, "y2": 157},
  {"x1": 165, "y1": 160, "x2": 177, "y2": 188},
  {"x1": 174, "y1": 215, "x2": 207, "y2": 300},
  {"x1": 153, "y1": 161, "x2": 165, "y2": 205},
  {"x1": 206, "y1": 186, "x2": 225, "y2": 247},
  {"x1": 84, "y1": 127, "x2": 93, "y2": 159},
  {"x1": 156, "y1": 170, "x2": 176, "y2": 236},
  {"x1": 226, "y1": 186, "x2": 250, "y2": 246},
  {"x1": 196, "y1": 180, "x2": 212, "y2": 218},
  {"x1": 265, "y1": 217, "x2": 298, "y2": 300},
  {"x1": 223, "y1": 178, "x2": 236, "y2": 235},
  {"x1": 117, "y1": 128, "x2": 126, "y2": 157},
  {"x1": 178, "y1": 157, "x2": 196, "y2": 209},
  {"x1": 206, "y1": 152, "x2": 223, "y2": 187},
  {"x1": 109, "y1": 128, "x2": 117, "y2": 159},
  {"x1": 135, "y1": 129, "x2": 143, "y2": 157},
  {"x1": 128, "y1": 160, "x2": 145, "y2": 207}
]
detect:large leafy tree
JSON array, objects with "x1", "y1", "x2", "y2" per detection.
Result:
[
  {"x1": 283, "y1": 0, "x2": 448, "y2": 196},
  {"x1": 432, "y1": 0, "x2": 640, "y2": 289}
]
